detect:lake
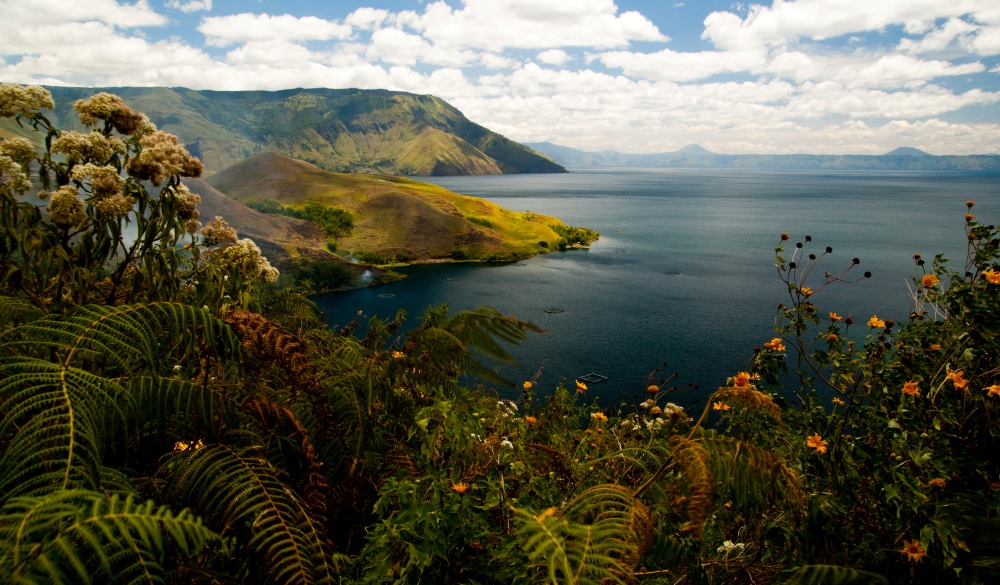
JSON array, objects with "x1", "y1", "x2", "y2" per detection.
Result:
[{"x1": 312, "y1": 168, "x2": 1000, "y2": 408}]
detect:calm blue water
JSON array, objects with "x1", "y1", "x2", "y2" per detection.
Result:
[{"x1": 312, "y1": 168, "x2": 1000, "y2": 407}]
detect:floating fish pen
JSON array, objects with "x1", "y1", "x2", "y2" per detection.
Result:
[
  {"x1": 544, "y1": 308, "x2": 565, "y2": 314},
  {"x1": 578, "y1": 373, "x2": 608, "y2": 384},
  {"x1": 377, "y1": 293, "x2": 395, "y2": 299}
]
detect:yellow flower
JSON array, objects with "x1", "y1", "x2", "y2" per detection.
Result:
[
  {"x1": 901, "y1": 539, "x2": 926, "y2": 563},
  {"x1": 575, "y1": 380, "x2": 588, "y2": 393},
  {"x1": 986, "y1": 385, "x2": 1000, "y2": 398},
  {"x1": 921, "y1": 273, "x2": 940, "y2": 288},
  {"x1": 832, "y1": 397, "x2": 845, "y2": 406},
  {"x1": 946, "y1": 369, "x2": 969, "y2": 391},
  {"x1": 712, "y1": 401, "x2": 731, "y2": 411},
  {"x1": 984, "y1": 268, "x2": 1000, "y2": 285},
  {"x1": 902, "y1": 380, "x2": 920, "y2": 396},
  {"x1": 591, "y1": 412, "x2": 608, "y2": 422},
  {"x1": 928, "y1": 478, "x2": 947, "y2": 489},
  {"x1": 764, "y1": 337, "x2": 786, "y2": 351},
  {"x1": 733, "y1": 372, "x2": 752, "y2": 388},
  {"x1": 867, "y1": 315, "x2": 886, "y2": 328},
  {"x1": 524, "y1": 415, "x2": 538, "y2": 424},
  {"x1": 174, "y1": 439, "x2": 204, "y2": 452},
  {"x1": 829, "y1": 312, "x2": 843, "y2": 322},
  {"x1": 800, "y1": 286, "x2": 813, "y2": 297},
  {"x1": 806, "y1": 433, "x2": 828, "y2": 454},
  {"x1": 523, "y1": 380, "x2": 534, "y2": 389},
  {"x1": 646, "y1": 384, "x2": 660, "y2": 393},
  {"x1": 451, "y1": 481, "x2": 470, "y2": 494},
  {"x1": 391, "y1": 350, "x2": 404, "y2": 359}
]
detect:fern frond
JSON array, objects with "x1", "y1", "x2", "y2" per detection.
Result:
[
  {"x1": 698, "y1": 432, "x2": 804, "y2": 512},
  {"x1": 514, "y1": 484, "x2": 646, "y2": 584},
  {"x1": 668, "y1": 436, "x2": 712, "y2": 539},
  {"x1": 165, "y1": 443, "x2": 336, "y2": 584},
  {"x1": 129, "y1": 375, "x2": 234, "y2": 445},
  {"x1": 780, "y1": 564, "x2": 888, "y2": 585},
  {"x1": 0, "y1": 357, "x2": 129, "y2": 498},
  {"x1": 0, "y1": 295, "x2": 44, "y2": 332},
  {"x1": 0, "y1": 302, "x2": 239, "y2": 374},
  {"x1": 0, "y1": 489, "x2": 222, "y2": 585}
]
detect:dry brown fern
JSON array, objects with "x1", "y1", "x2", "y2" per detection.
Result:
[
  {"x1": 713, "y1": 385, "x2": 782, "y2": 420},
  {"x1": 669, "y1": 435, "x2": 712, "y2": 539}
]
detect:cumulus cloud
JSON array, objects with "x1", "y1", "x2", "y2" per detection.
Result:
[
  {"x1": 396, "y1": 0, "x2": 666, "y2": 51},
  {"x1": 198, "y1": 13, "x2": 352, "y2": 47},
  {"x1": 166, "y1": 0, "x2": 212, "y2": 13}
]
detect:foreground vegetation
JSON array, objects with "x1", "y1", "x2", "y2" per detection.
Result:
[{"x1": 1, "y1": 85, "x2": 998, "y2": 585}]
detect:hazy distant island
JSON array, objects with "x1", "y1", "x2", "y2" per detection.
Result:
[{"x1": 528, "y1": 142, "x2": 1000, "y2": 171}]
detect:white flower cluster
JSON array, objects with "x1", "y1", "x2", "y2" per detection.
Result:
[
  {"x1": 717, "y1": 540, "x2": 746, "y2": 555},
  {"x1": 207, "y1": 237, "x2": 279, "y2": 284},
  {"x1": 497, "y1": 399, "x2": 518, "y2": 418}
]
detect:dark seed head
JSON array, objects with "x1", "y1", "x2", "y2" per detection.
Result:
[
  {"x1": 864, "y1": 271, "x2": 872, "y2": 278},
  {"x1": 826, "y1": 246, "x2": 833, "y2": 253},
  {"x1": 852, "y1": 258, "x2": 860, "y2": 265}
]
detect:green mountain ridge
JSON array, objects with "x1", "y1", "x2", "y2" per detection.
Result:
[
  {"x1": 201, "y1": 151, "x2": 585, "y2": 268},
  {"x1": 3, "y1": 86, "x2": 566, "y2": 176}
]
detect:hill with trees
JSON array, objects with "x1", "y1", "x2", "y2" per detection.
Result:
[{"x1": 0, "y1": 86, "x2": 566, "y2": 176}]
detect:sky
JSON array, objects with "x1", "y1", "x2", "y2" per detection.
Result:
[{"x1": 1, "y1": 0, "x2": 999, "y2": 155}]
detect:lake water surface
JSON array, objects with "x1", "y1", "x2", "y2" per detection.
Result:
[{"x1": 312, "y1": 168, "x2": 1000, "y2": 407}]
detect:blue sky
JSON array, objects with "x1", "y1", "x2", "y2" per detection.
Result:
[{"x1": 1, "y1": 0, "x2": 998, "y2": 154}]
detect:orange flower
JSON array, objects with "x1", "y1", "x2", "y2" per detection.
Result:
[
  {"x1": 591, "y1": 411, "x2": 608, "y2": 422},
  {"x1": 575, "y1": 380, "x2": 588, "y2": 393},
  {"x1": 826, "y1": 333, "x2": 838, "y2": 343},
  {"x1": 965, "y1": 213, "x2": 976, "y2": 222},
  {"x1": 800, "y1": 286, "x2": 813, "y2": 297},
  {"x1": 391, "y1": 350, "x2": 404, "y2": 359},
  {"x1": 806, "y1": 433, "x2": 828, "y2": 454},
  {"x1": 646, "y1": 384, "x2": 659, "y2": 393},
  {"x1": 829, "y1": 312, "x2": 843, "y2": 322},
  {"x1": 921, "y1": 273, "x2": 940, "y2": 288},
  {"x1": 946, "y1": 369, "x2": 969, "y2": 390},
  {"x1": 986, "y1": 385, "x2": 1000, "y2": 398},
  {"x1": 929, "y1": 343, "x2": 941, "y2": 351},
  {"x1": 901, "y1": 539, "x2": 926, "y2": 563},
  {"x1": 984, "y1": 268, "x2": 1000, "y2": 285},
  {"x1": 523, "y1": 380, "x2": 534, "y2": 389},
  {"x1": 764, "y1": 337, "x2": 786, "y2": 351},
  {"x1": 712, "y1": 401, "x2": 730, "y2": 411},
  {"x1": 524, "y1": 415, "x2": 538, "y2": 424},
  {"x1": 832, "y1": 397, "x2": 845, "y2": 406},
  {"x1": 451, "y1": 482, "x2": 470, "y2": 494},
  {"x1": 928, "y1": 478, "x2": 947, "y2": 489},
  {"x1": 867, "y1": 315, "x2": 886, "y2": 328},
  {"x1": 649, "y1": 406, "x2": 663, "y2": 415},
  {"x1": 733, "y1": 372, "x2": 752, "y2": 388},
  {"x1": 902, "y1": 380, "x2": 920, "y2": 396}
]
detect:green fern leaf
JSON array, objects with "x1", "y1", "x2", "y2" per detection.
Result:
[
  {"x1": 514, "y1": 484, "x2": 644, "y2": 584},
  {"x1": 165, "y1": 443, "x2": 336, "y2": 585},
  {"x1": 0, "y1": 489, "x2": 222, "y2": 585},
  {"x1": 0, "y1": 357, "x2": 129, "y2": 498},
  {"x1": 780, "y1": 564, "x2": 888, "y2": 585}
]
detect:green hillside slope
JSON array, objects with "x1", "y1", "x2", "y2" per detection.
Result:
[
  {"x1": 20, "y1": 86, "x2": 565, "y2": 176},
  {"x1": 206, "y1": 152, "x2": 583, "y2": 263}
]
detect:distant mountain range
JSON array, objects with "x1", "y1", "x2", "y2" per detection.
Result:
[
  {"x1": 527, "y1": 142, "x2": 1000, "y2": 171},
  {"x1": 1, "y1": 86, "x2": 566, "y2": 176}
]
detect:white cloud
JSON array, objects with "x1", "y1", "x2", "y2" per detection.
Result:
[
  {"x1": 0, "y1": 0, "x2": 166, "y2": 28},
  {"x1": 595, "y1": 47, "x2": 767, "y2": 82},
  {"x1": 166, "y1": 0, "x2": 211, "y2": 14},
  {"x1": 396, "y1": 0, "x2": 666, "y2": 51},
  {"x1": 536, "y1": 49, "x2": 570, "y2": 66},
  {"x1": 198, "y1": 13, "x2": 352, "y2": 47},
  {"x1": 345, "y1": 7, "x2": 390, "y2": 30}
]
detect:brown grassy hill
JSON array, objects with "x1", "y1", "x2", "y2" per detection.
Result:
[
  {"x1": 185, "y1": 177, "x2": 372, "y2": 281},
  {"x1": 206, "y1": 152, "x2": 574, "y2": 263}
]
